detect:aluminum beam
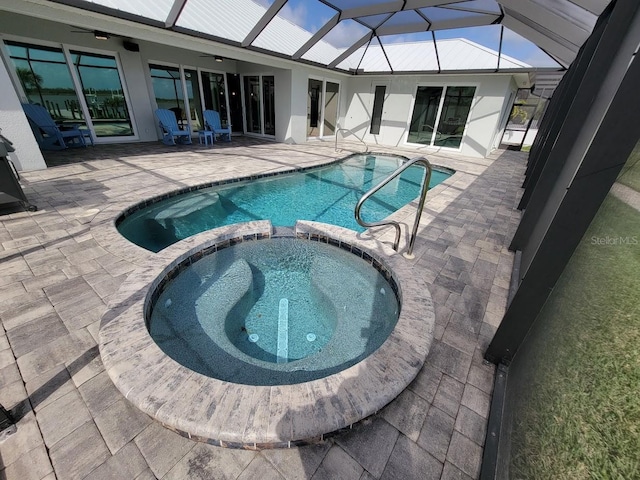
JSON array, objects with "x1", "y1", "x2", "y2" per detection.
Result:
[{"x1": 241, "y1": 0, "x2": 288, "y2": 47}]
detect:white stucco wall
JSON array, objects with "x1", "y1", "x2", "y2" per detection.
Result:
[
  {"x1": 342, "y1": 74, "x2": 515, "y2": 158},
  {"x1": 0, "y1": 54, "x2": 46, "y2": 171}
]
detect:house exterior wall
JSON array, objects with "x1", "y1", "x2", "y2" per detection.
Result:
[
  {"x1": 342, "y1": 74, "x2": 515, "y2": 158},
  {"x1": 0, "y1": 53, "x2": 46, "y2": 170}
]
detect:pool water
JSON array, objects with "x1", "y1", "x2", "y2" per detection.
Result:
[
  {"x1": 148, "y1": 238, "x2": 400, "y2": 385},
  {"x1": 118, "y1": 154, "x2": 452, "y2": 252}
]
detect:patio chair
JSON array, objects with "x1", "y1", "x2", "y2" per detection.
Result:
[
  {"x1": 203, "y1": 110, "x2": 232, "y2": 142},
  {"x1": 22, "y1": 103, "x2": 93, "y2": 150},
  {"x1": 155, "y1": 109, "x2": 192, "y2": 146}
]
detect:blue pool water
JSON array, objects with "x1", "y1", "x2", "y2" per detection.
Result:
[
  {"x1": 149, "y1": 238, "x2": 399, "y2": 385},
  {"x1": 118, "y1": 153, "x2": 452, "y2": 252}
]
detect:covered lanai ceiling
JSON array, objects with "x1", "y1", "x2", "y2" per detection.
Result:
[{"x1": 48, "y1": 0, "x2": 611, "y2": 73}]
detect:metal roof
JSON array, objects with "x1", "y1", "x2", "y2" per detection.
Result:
[{"x1": 44, "y1": 0, "x2": 613, "y2": 73}]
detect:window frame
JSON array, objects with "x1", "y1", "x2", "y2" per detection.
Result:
[{"x1": 1, "y1": 35, "x2": 139, "y2": 143}]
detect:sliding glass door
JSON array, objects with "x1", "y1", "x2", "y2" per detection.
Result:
[
  {"x1": 307, "y1": 78, "x2": 340, "y2": 138},
  {"x1": 149, "y1": 63, "x2": 231, "y2": 134},
  {"x1": 243, "y1": 76, "x2": 261, "y2": 134},
  {"x1": 263, "y1": 76, "x2": 275, "y2": 136},
  {"x1": 183, "y1": 69, "x2": 202, "y2": 131},
  {"x1": 307, "y1": 79, "x2": 323, "y2": 137},
  {"x1": 242, "y1": 74, "x2": 275, "y2": 137},
  {"x1": 200, "y1": 71, "x2": 229, "y2": 129},
  {"x1": 323, "y1": 81, "x2": 339, "y2": 136},
  {"x1": 407, "y1": 85, "x2": 476, "y2": 149}
]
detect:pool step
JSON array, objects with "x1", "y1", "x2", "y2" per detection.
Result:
[{"x1": 272, "y1": 226, "x2": 296, "y2": 237}]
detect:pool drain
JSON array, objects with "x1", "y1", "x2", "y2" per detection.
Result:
[
  {"x1": 248, "y1": 333, "x2": 259, "y2": 343},
  {"x1": 306, "y1": 333, "x2": 316, "y2": 342}
]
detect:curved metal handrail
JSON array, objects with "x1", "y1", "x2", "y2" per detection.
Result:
[
  {"x1": 355, "y1": 156, "x2": 432, "y2": 258},
  {"x1": 335, "y1": 126, "x2": 368, "y2": 153}
]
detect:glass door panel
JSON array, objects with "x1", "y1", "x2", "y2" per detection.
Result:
[
  {"x1": 183, "y1": 69, "x2": 202, "y2": 131},
  {"x1": 263, "y1": 75, "x2": 275, "y2": 136},
  {"x1": 200, "y1": 71, "x2": 228, "y2": 127},
  {"x1": 5, "y1": 41, "x2": 87, "y2": 129},
  {"x1": 243, "y1": 76, "x2": 261, "y2": 134},
  {"x1": 434, "y1": 86, "x2": 475, "y2": 148},
  {"x1": 150, "y1": 65, "x2": 184, "y2": 124},
  {"x1": 323, "y1": 81, "x2": 339, "y2": 137},
  {"x1": 408, "y1": 86, "x2": 443, "y2": 145},
  {"x1": 70, "y1": 51, "x2": 134, "y2": 137},
  {"x1": 307, "y1": 79, "x2": 323, "y2": 137},
  {"x1": 227, "y1": 74, "x2": 243, "y2": 133}
]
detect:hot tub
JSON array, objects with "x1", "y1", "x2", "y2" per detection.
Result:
[
  {"x1": 99, "y1": 221, "x2": 435, "y2": 447},
  {"x1": 148, "y1": 237, "x2": 400, "y2": 385}
]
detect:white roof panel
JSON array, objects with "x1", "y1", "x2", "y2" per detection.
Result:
[
  {"x1": 37, "y1": 0, "x2": 609, "y2": 70},
  {"x1": 176, "y1": 0, "x2": 265, "y2": 42},
  {"x1": 347, "y1": 39, "x2": 529, "y2": 72},
  {"x1": 80, "y1": 0, "x2": 175, "y2": 22}
]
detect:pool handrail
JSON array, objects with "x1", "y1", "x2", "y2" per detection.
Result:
[
  {"x1": 355, "y1": 156, "x2": 432, "y2": 258},
  {"x1": 335, "y1": 124, "x2": 368, "y2": 153}
]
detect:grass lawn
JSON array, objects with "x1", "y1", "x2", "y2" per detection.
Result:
[
  {"x1": 507, "y1": 194, "x2": 640, "y2": 479},
  {"x1": 617, "y1": 145, "x2": 640, "y2": 191}
]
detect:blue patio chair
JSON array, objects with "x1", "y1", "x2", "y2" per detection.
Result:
[
  {"x1": 203, "y1": 110, "x2": 231, "y2": 142},
  {"x1": 155, "y1": 109, "x2": 192, "y2": 146},
  {"x1": 22, "y1": 103, "x2": 93, "y2": 150}
]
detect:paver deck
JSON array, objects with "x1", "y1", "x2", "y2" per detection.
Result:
[{"x1": 0, "y1": 137, "x2": 526, "y2": 479}]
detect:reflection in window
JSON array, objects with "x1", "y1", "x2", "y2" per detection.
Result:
[
  {"x1": 407, "y1": 85, "x2": 475, "y2": 148},
  {"x1": 183, "y1": 69, "x2": 202, "y2": 130},
  {"x1": 200, "y1": 71, "x2": 228, "y2": 127},
  {"x1": 307, "y1": 79, "x2": 323, "y2": 137},
  {"x1": 434, "y1": 86, "x2": 475, "y2": 148},
  {"x1": 370, "y1": 85, "x2": 386, "y2": 135},
  {"x1": 323, "y1": 82, "x2": 339, "y2": 136},
  {"x1": 244, "y1": 76, "x2": 261, "y2": 134},
  {"x1": 5, "y1": 41, "x2": 86, "y2": 129},
  {"x1": 150, "y1": 65, "x2": 184, "y2": 123},
  {"x1": 70, "y1": 51, "x2": 134, "y2": 137},
  {"x1": 263, "y1": 76, "x2": 275, "y2": 136},
  {"x1": 407, "y1": 86, "x2": 443, "y2": 145}
]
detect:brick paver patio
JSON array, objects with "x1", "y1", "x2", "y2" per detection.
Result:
[{"x1": 0, "y1": 137, "x2": 525, "y2": 479}]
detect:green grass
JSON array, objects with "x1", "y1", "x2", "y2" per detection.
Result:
[
  {"x1": 508, "y1": 194, "x2": 640, "y2": 479},
  {"x1": 617, "y1": 143, "x2": 640, "y2": 192}
]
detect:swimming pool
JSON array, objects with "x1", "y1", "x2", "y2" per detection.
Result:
[{"x1": 117, "y1": 153, "x2": 453, "y2": 252}]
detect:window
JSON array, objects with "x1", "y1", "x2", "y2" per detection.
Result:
[
  {"x1": 307, "y1": 78, "x2": 340, "y2": 138},
  {"x1": 6, "y1": 42, "x2": 86, "y2": 129},
  {"x1": 370, "y1": 85, "x2": 386, "y2": 135},
  {"x1": 407, "y1": 85, "x2": 476, "y2": 148},
  {"x1": 6, "y1": 40, "x2": 135, "y2": 139},
  {"x1": 150, "y1": 65, "x2": 184, "y2": 123},
  {"x1": 70, "y1": 50, "x2": 134, "y2": 137}
]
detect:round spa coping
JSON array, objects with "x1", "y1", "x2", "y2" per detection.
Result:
[{"x1": 99, "y1": 220, "x2": 435, "y2": 448}]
